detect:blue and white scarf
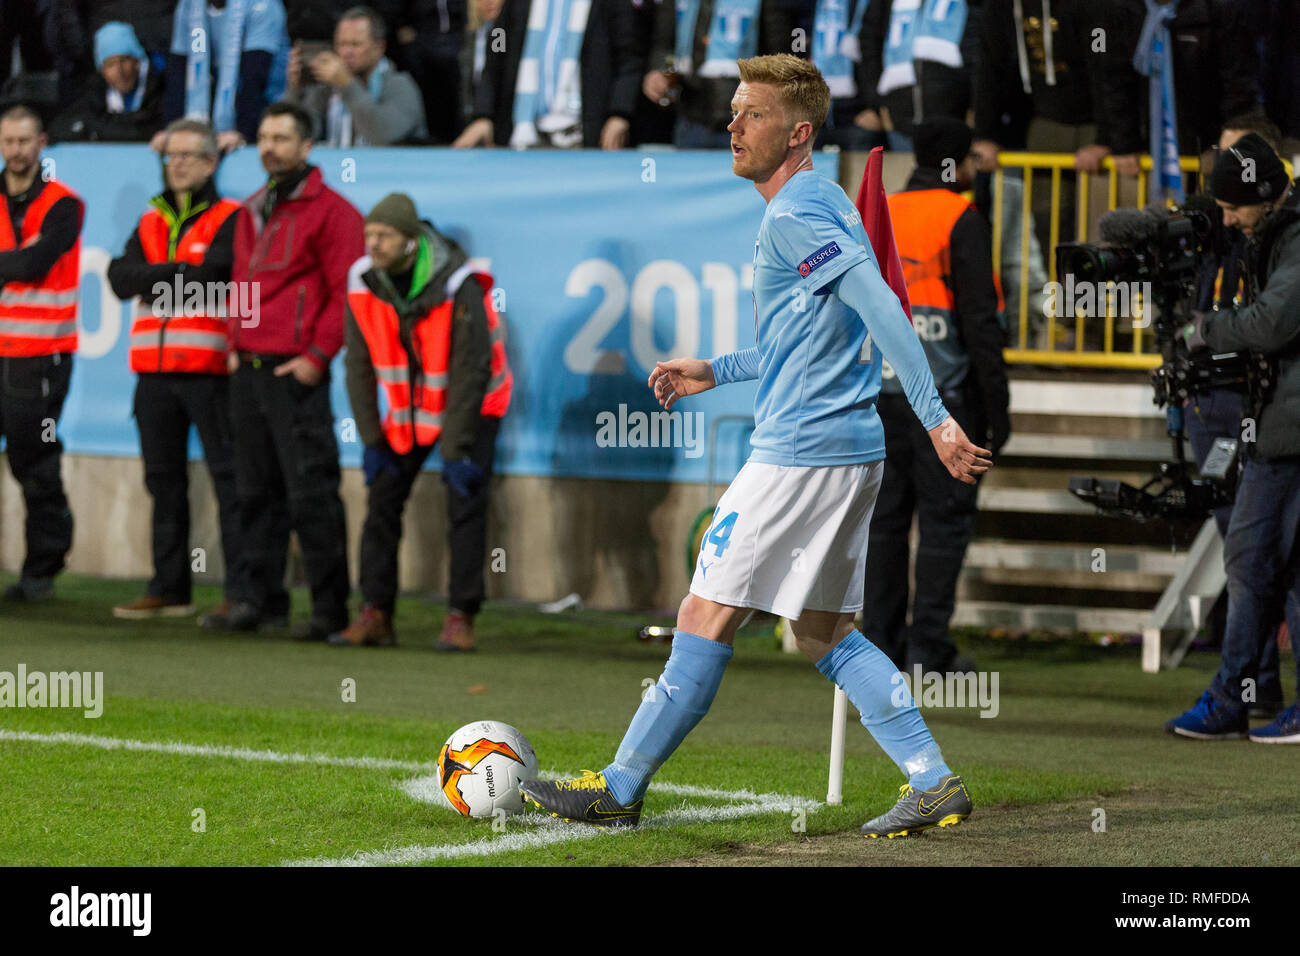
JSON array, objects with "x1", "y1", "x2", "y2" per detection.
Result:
[
  {"x1": 106, "y1": 60, "x2": 150, "y2": 114},
  {"x1": 697, "y1": 0, "x2": 762, "y2": 79},
  {"x1": 181, "y1": 0, "x2": 250, "y2": 133},
  {"x1": 325, "y1": 57, "x2": 390, "y2": 146},
  {"x1": 674, "y1": 0, "x2": 703, "y2": 75},
  {"x1": 1133, "y1": 0, "x2": 1183, "y2": 201},
  {"x1": 878, "y1": 0, "x2": 967, "y2": 96},
  {"x1": 511, "y1": 0, "x2": 591, "y2": 149},
  {"x1": 813, "y1": 0, "x2": 868, "y2": 99}
]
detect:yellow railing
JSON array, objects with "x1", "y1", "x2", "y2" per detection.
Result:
[{"x1": 991, "y1": 152, "x2": 1202, "y2": 370}]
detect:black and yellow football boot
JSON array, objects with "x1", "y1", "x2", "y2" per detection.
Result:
[
  {"x1": 860, "y1": 773, "x2": 972, "y2": 839},
  {"x1": 519, "y1": 771, "x2": 643, "y2": 829}
]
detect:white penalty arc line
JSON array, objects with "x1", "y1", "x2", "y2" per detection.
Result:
[{"x1": 2, "y1": 728, "x2": 823, "y2": 865}]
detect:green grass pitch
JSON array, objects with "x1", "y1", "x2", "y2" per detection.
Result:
[{"x1": 1, "y1": 575, "x2": 1296, "y2": 866}]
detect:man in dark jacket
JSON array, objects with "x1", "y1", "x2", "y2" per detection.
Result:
[
  {"x1": 971, "y1": 0, "x2": 1110, "y2": 171},
  {"x1": 217, "y1": 101, "x2": 364, "y2": 640},
  {"x1": 1168, "y1": 133, "x2": 1300, "y2": 743},
  {"x1": 1098, "y1": 0, "x2": 1256, "y2": 176},
  {"x1": 642, "y1": 0, "x2": 808, "y2": 149},
  {"x1": 391, "y1": 0, "x2": 468, "y2": 144},
  {"x1": 863, "y1": 118, "x2": 1010, "y2": 676},
  {"x1": 334, "y1": 193, "x2": 511, "y2": 650},
  {"x1": 50, "y1": 21, "x2": 165, "y2": 143},
  {"x1": 453, "y1": 0, "x2": 641, "y2": 149}
]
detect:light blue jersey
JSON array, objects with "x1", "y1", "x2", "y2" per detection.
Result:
[{"x1": 711, "y1": 169, "x2": 948, "y2": 466}]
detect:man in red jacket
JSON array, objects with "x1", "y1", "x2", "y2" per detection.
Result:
[{"x1": 217, "y1": 101, "x2": 363, "y2": 639}]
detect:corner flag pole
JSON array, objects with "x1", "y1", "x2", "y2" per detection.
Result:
[{"x1": 827, "y1": 685, "x2": 848, "y2": 805}]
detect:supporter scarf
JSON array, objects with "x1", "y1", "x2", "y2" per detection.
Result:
[
  {"x1": 511, "y1": 0, "x2": 591, "y2": 149},
  {"x1": 878, "y1": 0, "x2": 967, "y2": 96},
  {"x1": 181, "y1": 0, "x2": 251, "y2": 133},
  {"x1": 697, "y1": 0, "x2": 761, "y2": 79},
  {"x1": 1012, "y1": 0, "x2": 1056, "y2": 95},
  {"x1": 674, "y1": 0, "x2": 703, "y2": 75},
  {"x1": 325, "y1": 57, "x2": 391, "y2": 147},
  {"x1": 106, "y1": 60, "x2": 150, "y2": 114},
  {"x1": 814, "y1": 0, "x2": 868, "y2": 99},
  {"x1": 1133, "y1": 0, "x2": 1183, "y2": 201}
]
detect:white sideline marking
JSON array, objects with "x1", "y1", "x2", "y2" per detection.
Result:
[
  {"x1": 0, "y1": 729, "x2": 435, "y2": 772},
  {"x1": 1, "y1": 729, "x2": 823, "y2": 866}
]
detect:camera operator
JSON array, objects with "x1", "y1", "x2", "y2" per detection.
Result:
[
  {"x1": 1167, "y1": 132, "x2": 1300, "y2": 743},
  {"x1": 1186, "y1": 114, "x2": 1292, "y2": 719}
]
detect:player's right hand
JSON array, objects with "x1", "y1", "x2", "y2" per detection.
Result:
[
  {"x1": 928, "y1": 416, "x2": 992, "y2": 485},
  {"x1": 649, "y1": 358, "x2": 716, "y2": 411}
]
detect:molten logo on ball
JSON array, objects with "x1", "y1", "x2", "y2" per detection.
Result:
[{"x1": 438, "y1": 737, "x2": 525, "y2": 816}]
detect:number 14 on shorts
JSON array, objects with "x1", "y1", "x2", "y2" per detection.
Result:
[{"x1": 703, "y1": 511, "x2": 738, "y2": 560}]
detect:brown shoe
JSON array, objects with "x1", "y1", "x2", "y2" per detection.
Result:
[
  {"x1": 327, "y1": 606, "x2": 396, "y2": 647},
  {"x1": 113, "y1": 594, "x2": 195, "y2": 619},
  {"x1": 435, "y1": 609, "x2": 476, "y2": 652}
]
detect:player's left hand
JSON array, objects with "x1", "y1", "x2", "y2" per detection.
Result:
[{"x1": 928, "y1": 416, "x2": 992, "y2": 485}]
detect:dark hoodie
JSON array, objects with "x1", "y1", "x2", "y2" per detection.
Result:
[
  {"x1": 344, "y1": 223, "x2": 493, "y2": 459},
  {"x1": 1204, "y1": 182, "x2": 1300, "y2": 460}
]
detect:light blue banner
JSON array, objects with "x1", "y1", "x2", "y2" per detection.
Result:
[{"x1": 48, "y1": 146, "x2": 840, "y2": 483}]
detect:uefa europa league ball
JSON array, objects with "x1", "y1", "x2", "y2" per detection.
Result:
[{"x1": 437, "y1": 720, "x2": 539, "y2": 818}]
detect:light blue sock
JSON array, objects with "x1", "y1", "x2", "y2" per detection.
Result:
[
  {"x1": 816, "y1": 629, "x2": 953, "y2": 790},
  {"x1": 601, "y1": 631, "x2": 733, "y2": 805}
]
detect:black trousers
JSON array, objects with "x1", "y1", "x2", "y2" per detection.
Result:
[
  {"x1": 134, "y1": 372, "x2": 260, "y2": 604},
  {"x1": 0, "y1": 353, "x2": 73, "y2": 579},
  {"x1": 230, "y1": 360, "x2": 348, "y2": 626},
  {"x1": 863, "y1": 391, "x2": 981, "y2": 671},
  {"x1": 359, "y1": 416, "x2": 499, "y2": 617}
]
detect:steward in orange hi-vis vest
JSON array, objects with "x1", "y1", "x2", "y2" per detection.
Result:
[
  {"x1": 106, "y1": 152, "x2": 252, "y2": 621},
  {"x1": 340, "y1": 201, "x2": 510, "y2": 651},
  {"x1": 127, "y1": 195, "x2": 242, "y2": 374},
  {"x1": 345, "y1": 236, "x2": 511, "y2": 457},
  {"x1": 0, "y1": 178, "x2": 82, "y2": 357}
]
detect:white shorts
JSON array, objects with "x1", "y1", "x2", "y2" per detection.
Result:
[{"x1": 688, "y1": 460, "x2": 885, "y2": 621}]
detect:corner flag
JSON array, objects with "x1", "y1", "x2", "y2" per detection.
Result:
[{"x1": 854, "y1": 146, "x2": 912, "y2": 324}]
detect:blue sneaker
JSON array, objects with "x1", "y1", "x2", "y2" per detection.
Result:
[
  {"x1": 1165, "y1": 691, "x2": 1248, "y2": 739},
  {"x1": 1249, "y1": 703, "x2": 1300, "y2": 744}
]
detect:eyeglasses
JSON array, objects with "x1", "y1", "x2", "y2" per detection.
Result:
[{"x1": 163, "y1": 150, "x2": 212, "y2": 164}]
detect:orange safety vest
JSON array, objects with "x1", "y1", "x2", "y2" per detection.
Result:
[
  {"x1": 0, "y1": 179, "x2": 81, "y2": 357},
  {"x1": 347, "y1": 261, "x2": 512, "y2": 455},
  {"x1": 129, "y1": 198, "x2": 242, "y2": 374}
]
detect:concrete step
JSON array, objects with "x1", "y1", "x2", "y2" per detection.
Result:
[
  {"x1": 964, "y1": 540, "x2": 1184, "y2": 575},
  {"x1": 952, "y1": 600, "x2": 1149, "y2": 633}
]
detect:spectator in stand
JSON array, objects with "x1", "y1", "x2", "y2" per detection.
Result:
[
  {"x1": 860, "y1": 0, "x2": 980, "y2": 151},
  {"x1": 391, "y1": 0, "x2": 468, "y2": 144},
  {"x1": 1255, "y1": 0, "x2": 1300, "y2": 153},
  {"x1": 1097, "y1": 0, "x2": 1256, "y2": 185},
  {"x1": 454, "y1": 0, "x2": 641, "y2": 149},
  {"x1": 161, "y1": 0, "x2": 290, "y2": 154},
  {"x1": 461, "y1": 0, "x2": 504, "y2": 133},
  {"x1": 284, "y1": 0, "x2": 399, "y2": 45},
  {"x1": 810, "y1": 0, "x2": 885, "y2": 151},
  {"x1": 334, "y1": 193, "x2": 512, "y2": 650},
  {"x1": 971, "y1": 0, "x2": 1109, "y2": 173},
  {"x1": 49, "y1": 22, "x2": 165, "y2": 143},
  {"x1": 52, "y1": 0, "x2": 174, "y2": 93},
  {"x1": 282, "y1": 5, "x2": 427, "y2": 145},
  {"x1": 642, "y1": 0, "x2": 808, "y2": 149},
  {"x1": 0, "y1": 105, "x2": 84, "y2": 603},
  {"x1": 1, "y1": 0, "x2": 56, "y2": 90},
  {"x1": 214, "y1": 102, "x2": 363, "y2": 640}
]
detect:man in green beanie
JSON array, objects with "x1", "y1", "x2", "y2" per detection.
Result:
[{"x1": 332, "y1": 193, "x2": 513, "y2": 650}]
